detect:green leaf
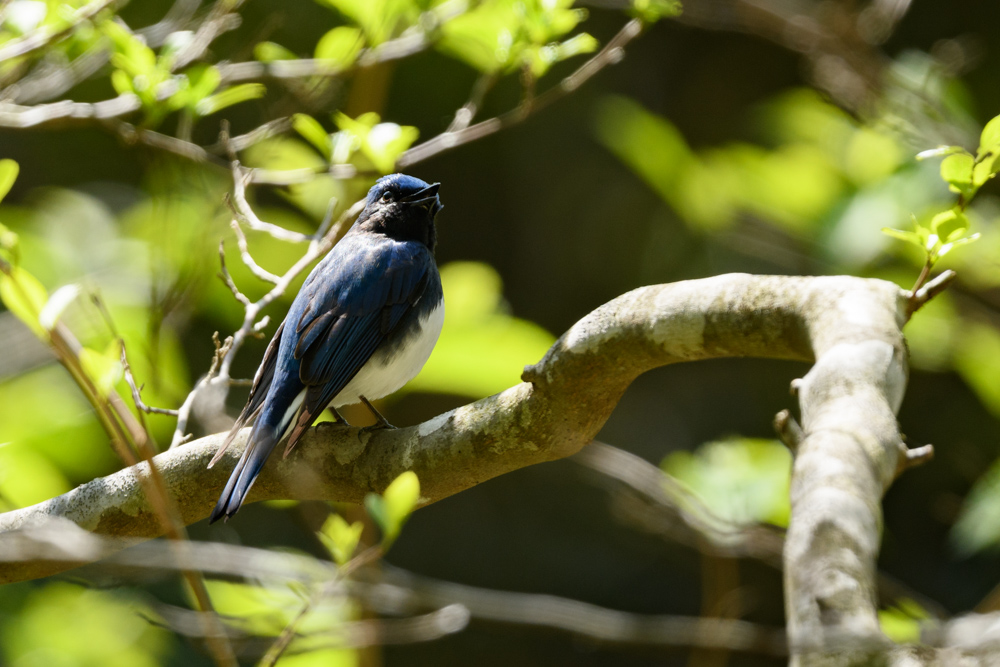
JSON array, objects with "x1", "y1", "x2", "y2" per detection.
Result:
[
  {"x1": 79, "y1": 341, "x2": 124, "y2": 397},
  {"x1": 110, "y1": 68, "x2": 134, "y2": 96},
  {"x1": 980, "y1": 115, "x2": 1000, "y2": 155},
  {"x1": 366, "y1": 470, "x2": 420, "y2": 548},
  {"x1": 254, "y1": 41, "x2": 298, "y2": 62},
  {"x1": 196, "y1": 83, "x2": 266, "y2": 116},
  {"x1": 0, "y1": 159, "x2": 19, "y2": 204},
  {"x1": 952, "y1": 452, "x2": 1000, "y2": 555},
  {"x1": 663, "y1": 438, "x2": 792, "y2": 527},
  {"x1": 880, "y1": 227, "x2": 924, "y2": 249},
  {"x1": 929, "y1": 209, "x2": 968, "y2": 239},
  {"x1": 2, "y1": 582, "x2": 169, "y2": 667},
  {"x1": 879, "y1": 599, "x2": 930, "y2": 643},
  {"x1": 317, "y1": 514, "x2": 364, "y2": 566},
  {"x1": 973, "y1": 154, "x2": 997, "y2": 188},
  {"x1": 314, "y1": 26, "x2": 364, "y2": 68},
  {"x1": 406, "y1": 262, "x2": 556, "y2": 398},
  {"x1": 915, "y1": 145, "x2": 967, "y2": 161},
  {"x1": 362, "y1": 122, "x2": 419, "y2": 173},
  {"x1": 631, "y1": 0, "x2": 683, "y2": 21},
  {"x1": 937, "y1": 232, "x2": 980, "y2": 257},
  {"x1": 0, "y1": 265, "x2": 49, "y2": 337},
  {"x1": 940, "y1": 152, "x2": 975, "y2": 194},
  {"x1": 292, "y1": 114, "x2": 333, "y2": 161}
]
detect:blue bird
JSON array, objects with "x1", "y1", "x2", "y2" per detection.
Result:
[{"x1": 208, "y1": 174, "x2": 444, "y2": 523}]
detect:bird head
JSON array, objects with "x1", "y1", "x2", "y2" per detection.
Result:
[{"x1": 356, "y1": 174, "x2": 443, "y2": 251}]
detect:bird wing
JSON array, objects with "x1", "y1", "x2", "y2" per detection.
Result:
[
  {"x1": 208, "y1": 320, "x2": 286, "y2": 468},
  {"x1": 282, "y1": 237, "x2": 434, "y2": 453}
]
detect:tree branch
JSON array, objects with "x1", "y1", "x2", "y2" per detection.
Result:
[{"x1": 0, "y1": 274, "x2": 912, "y2": 599}]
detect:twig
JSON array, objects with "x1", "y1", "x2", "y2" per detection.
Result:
[
  {"x1": 446, "y1": 73, "x2": 497, "y2": 133},
  {"x1": 121, "y1": 346, "x2": 180, "y2": 417},
  {"x1": 0, "y1": 0, "x2": 118, "y2": 64},
  {"x1": 398, "y1": 18, "x2": 644, "y2": 168},
  {"x1": 906, "y1": 268, "x2": 956, "y2": 316},
  {"x1": 226, "y1": 216, "x2": 281, "y2": 284},
  {"x1": 0, "y1": 94, "x2": 140, "y2": 128},
  {"x1": 228, "y1": 163, "x2": 311, "y2": 243},
  {"x1": 359, "y1": 567, "x2": 788, "y2": 654},
  {"x1": 258, "y1": 546, "x2": 384, "y2": 667}
]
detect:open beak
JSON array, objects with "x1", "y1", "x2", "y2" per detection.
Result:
[{"x1": 400, "y1": 183, "x2": 442, "y2": 214}]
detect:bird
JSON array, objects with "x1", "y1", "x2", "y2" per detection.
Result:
[{"x1": 208, "y1": 173, "x2": 445, "y2": 523}]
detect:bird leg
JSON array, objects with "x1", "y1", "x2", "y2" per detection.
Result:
[
  {"x1": 316, "y1": 406, "x2": 350, "y2": 429},
  {"x1": 359, "y1": 395, "x2": 396, "y2": 432}
]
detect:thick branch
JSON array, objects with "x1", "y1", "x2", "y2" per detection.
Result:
[{"x1": 0, "y1": 274, "x2": 907, "y2": 590}]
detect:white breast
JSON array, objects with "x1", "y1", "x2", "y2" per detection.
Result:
[{"x1": 332, "y1": 301, "x2": 445, "y2": 407}]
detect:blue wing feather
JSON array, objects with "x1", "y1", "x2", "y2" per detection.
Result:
[{"x1": 209, "y1": 234, "x2": 435, "y2": 523}]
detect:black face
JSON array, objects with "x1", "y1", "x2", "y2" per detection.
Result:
[{"x1": 356, "y1": 174, "x2": 443, "y2": 251}]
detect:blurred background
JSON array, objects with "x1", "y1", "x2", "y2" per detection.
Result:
[{"x1": 2, "y1": 0, "x2": 1000, "y2": 664}]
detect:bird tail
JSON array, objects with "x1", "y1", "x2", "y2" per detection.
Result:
[{"x1": 209, "y1": 392, "x2": 303, "y2": 523}]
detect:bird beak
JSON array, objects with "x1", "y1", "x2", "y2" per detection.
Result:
[{"x1": 400, "y1": 183, "x2": 442, "y2": 214}]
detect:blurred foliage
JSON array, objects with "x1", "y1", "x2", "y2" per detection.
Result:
[
  {"x1": 878, "y1": 598, "x2": 931, "y2": 644},
  {"x1": 662, "y1": 438, "x2": 791, "y2": 528},
  {"x1": 406, "y1": 261, "x2": 555, "y2": 398},
  {"x1": 0, "y1": 582, "x2": 170, "y2": 667},
  {"x1": 5, "y1": 0, "x2": 1000, "y2": 662}
]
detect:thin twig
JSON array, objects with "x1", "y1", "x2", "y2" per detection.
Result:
[
  {"x1": 0, "y1": 0, "x2": 118, "y2": 64},
  {"x1": 398, "y1": 18, "x2": 644, "y2": 168}
]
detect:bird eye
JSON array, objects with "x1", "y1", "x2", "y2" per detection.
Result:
[{"x1": 380, "y1": 191, "x2": 394, "y2": 203}]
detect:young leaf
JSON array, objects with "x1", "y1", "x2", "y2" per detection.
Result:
[
  {"x1": 880, "y1": 227, "x2": 924, "y2": 249},
  {"x1": 940, "y1": 152, "x2": 974, "y2": 194},
  {"x1": 363, "y1": 122, "x2": 419, "y2": 173},
  {"x1": 254, "y1": 41, "x2": 298, "y2": 63},
  {"x1": 973, "y1": 154, "x2": 998, "y2": 188},
  {"x1": 929, "y1": 209, "x2": 968, "y2": 240},
  {"x1": 79, "y1": 341, "x2": 124, "y2": 396},
  {"x1": 915, "y1": 145, "x2": 967, "y2": 161},
  {"x1": 317, "y1": 514, "x2": 364, "y2": 566},
  {"x1": 365, "y1": 470, "x2": 421, "y2": 548},
  {"x1": 315, "y1": 26, "x2": 364, "y2": 68},
  {"x1": 292, "y1": 114, "x2": 333, "y2": 160},
  {"x1": 980, "y1": 115, "x2": 1000, "y2": 155},
  {"x1": 0, "y1": 265, "x2": 49, "y2": 337},
  {"x1": 0, "y1": 159, "x2": 19, "y2": 204},
  {"x1": 196, "y1": 83, "x2": 266, "y2": 117}
]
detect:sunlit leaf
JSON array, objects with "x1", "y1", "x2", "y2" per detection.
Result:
[
  {"x1": 915, "y1": 145, "x2": 967, "y2": 161},
  {"x1": 929, "y1": 209, "x2": 968, "y2": 239},
  {"x1": 0, "y1": 158, "x2": 19, "y2": 204},
  {"x1": 255, "y1": 41, "x2": 298, "y2": 62},
  {"x1": 0, "y1": 442, "x2": 71, "y2": 508},
  {"x1": 293, "y1": 114, "x2": 333, "y2": 160},
  {"x1": 880, "y1": 227, "x2": 923, "y2": 249},
  {"x1": 406, "y1": 262, "x2": 556, "y2": 398},
  {"x1": 315, "y1": 26, "x2": 364, "y2": 68},
  {"x1": 954, "y1": 323, "x2": 1000, "y2": 419},
  {"x1": 980, "y1": 115, "x2": 1000, "y2": 155},
  {"x1": 879, "y1": 599, "x2": 930, "y2": 643},
  {"x1": 365, "y1": 470, "x2": 420, "y2": 548},
  {"x1": 952, "y1": 455, "x2": 1000, "y2": 555},
  {"x1": 363, "y1": 122, "x2": 419, "y2": 173},
  {"x1": 196, "y1": 83, "x2": 266, "y2": 116},
  {"x1": 631, "y1": 0, "x2": 683, "y2": 21},
  {"x1": 940, "y1": 152, "x2": 974, "y2": 195},
  {"x1": 663, "y1": 438, "x2": 792, "y2": 527},
  {"x1": 318, "y1": 513, "x2": 365, "y2": 566},
  {"x1": 1, "y1": 582, "x2": 169, "y2": 667},
  {"x1": 79, "y1": 340, "x2": 124, "y2": 397},
  {"x1": 0, "y1": 265, "x2": 48, "y2": 337}
]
